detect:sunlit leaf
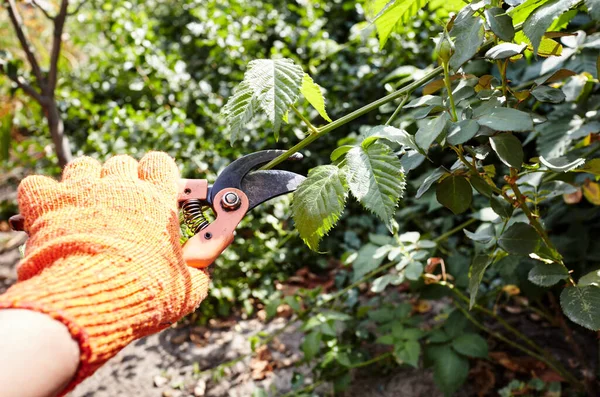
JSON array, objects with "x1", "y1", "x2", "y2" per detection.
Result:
[
  {"x1": 449, "y1": 6, "x2": 484, "y2": 69},
  {"x1": 489, "y1": 133, "x2": 524, "y2": 170},
  {"x1": 221, "y1": 81, "x2": 259, "y2": 144},
  {"x1": 345, "y1": 143, "x2": 406, "y2": 231},
  {"x1": 528, "y1": 262, "x2": 569, "y2": 286},
  {"x1": 300, "y1": 73, "x2": 332, "y2": 122},
  {"x1": 292, "y1": 165, "x2": 348, "y2": 250},
  {"x1": 245, "y1": 58, "x2": 304, "y2": 139}
]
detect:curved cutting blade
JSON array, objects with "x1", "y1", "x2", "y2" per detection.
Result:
[
  {"x1": 241, "y1": 170, "x2": 306, "y2": 210},
  {"x1": 209, "y1": 150, "x2": 303, "y2": 206}
]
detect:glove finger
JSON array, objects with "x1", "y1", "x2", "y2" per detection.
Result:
[
  {"x1": 138, "y1": 152, "x2": 179, "y2": 200},
  {"x1": 62, "y1": 157, "x2": 102, "y2": 183},
  {"x1": 100, "y1": 155, "x2": 139, "y2": 180},
  {"x1": 18, "y1": 175, "x2": 61, "y2": 229}
]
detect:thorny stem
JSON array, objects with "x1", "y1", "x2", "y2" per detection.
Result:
[
  {"x1": 385, "y1": 93, "x2": 412, "y2": 126},
  {"x1": 442, "y1": 282, "x2": 583, "y2": 389},
  {"x1": 508, "y1": 179, "x2": 575, "y2": 284},
  {"x1": 442, "y1": 61, "x2": 458, "y2": 121},
  {"x1": 452, "y1": 302, "x2": 583, "y2": 390},
  {"x1": 292, "y1": 105, "x2": 319, "y2": 134},
  {"x1": 259, "y1": 67, "x2": 444, "y2": 170}
]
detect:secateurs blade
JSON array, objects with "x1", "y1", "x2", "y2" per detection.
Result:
[{"x1": 9, "y1": 150, "x2": 306, "y2": 269}]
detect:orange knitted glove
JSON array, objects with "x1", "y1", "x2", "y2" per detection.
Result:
[{"x1": 0, "y1": 153, "x2": 210, "y2": 394}]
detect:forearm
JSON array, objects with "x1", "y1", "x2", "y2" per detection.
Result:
[{"x1": 0, "y1": 309, "x2": 80, "y2": 397}]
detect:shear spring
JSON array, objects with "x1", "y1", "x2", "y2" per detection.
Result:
[{"x1": 182, "y1": 199, "x2": 210, "y2": 233}]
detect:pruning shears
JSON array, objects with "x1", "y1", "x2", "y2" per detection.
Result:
[{"x1": 9, "y1": 150, "x2": 305, "y2": 269}]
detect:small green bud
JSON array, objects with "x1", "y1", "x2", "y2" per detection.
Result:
[{"x1": 435, "y1": 32, "x2": 455, "y2": 65}]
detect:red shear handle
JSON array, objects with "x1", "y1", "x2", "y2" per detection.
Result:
[{"x1": 181, "y1": 188, "x2": 249, "y2": 269}]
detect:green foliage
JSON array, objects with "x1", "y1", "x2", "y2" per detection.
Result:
[{"x1": 4, "y1": 0, "x2": 600, "y2": 394}]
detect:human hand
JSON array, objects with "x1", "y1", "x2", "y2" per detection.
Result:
[{"x1": 0, "y1": 152, "x2": 210, "y2": 393}]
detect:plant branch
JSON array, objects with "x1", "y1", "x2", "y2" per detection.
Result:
[
  {"x1": 441, "y1": 281, "x2": 580, "y2": 387},
  {"x1": 6, "y1": 0, "x2": 46, "y2": 87},
  {"x1": 259, "y1": 66, "x2": 444, "y2": 170},
  {"x1": 31, "y1": 0, "x2": 55, "y2": 20},
  {"x1": 453, "y1": 302, "x2": 583, "y2": 389},
  {"x1": 47, "y1": 0, "x2": 69, "y2": 94},
  {"x1": 433, "y1": 217, "x2": 477, "y2": 243},
  {"x1": 442, "y1": 61, "x2": 458, "y2": 121},
  {"x1": 385, "y1": 93, "x2": 411, "y2": 126},
  {"x1": 67, "y1": 0, "x2": 88, "y2": 16},
  {"x1": 292, "y1": 105, "x2": 318, "y2": 134},
  {"x1": 7, "y1": 73, "x2": 45, "y2": 103}
]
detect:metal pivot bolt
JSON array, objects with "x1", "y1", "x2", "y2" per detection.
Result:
[{"x1": 221, "y1": 191, "x2": 241, "y2": 211}]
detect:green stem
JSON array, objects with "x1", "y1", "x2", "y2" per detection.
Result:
[
  {"x1": 452, "y1": 303, "x2": 583, "y2": 390},
  {"x1": 442, "y1": 282, "x2": 583, "y2": 389},
  {"x1": 292, "y1": 105, "x2": 319, "y2": 134},
  {"x1": 385, "y1": 93, "x2": 412, "y2": 126},
  {"x1": 433, "y1": 218, "x2": 477, "y2": 243},
  {"x1": 497, "y1": 59, "x2": 509, "y2": 107},
  {"x1": 442, "y1": 61, "x2": 458, "y2": 121},
  {"x1": 259, "y1": 67, "x2": 444, "y2": 171},
  {"x1": 508, "y1": 181, "x2": 573, "y2": 283}
]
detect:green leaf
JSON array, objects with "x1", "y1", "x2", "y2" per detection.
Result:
[
  {"x1": 445, "y1": 310, "x2": 469, "y2": 338},
  {"x1": 354, "y1": 243, "x2": 387, "y2": 281},
  {"x1": 405, "y1": 95, "x2": 443, "y2": 108},
  {"x1": 302, "y1": 330, "x2": 322, "y2": 360},
  {"x1": 245, "y1": 59, "x2": 304, "y2": 139},
  {"x1": 292, "y1": 165, "x2": 348, "y2": 251},
  {"x1": 477, "y1": 108, "x2": 534, "y2": 132},
  {"x1": 485, "y1": 7, "x2": 515, "y2": 42},
  {"x1": 463, "y1": 224, "x2": 495, "y2": 244},
  {"x1": 452, "y1": 333, "x2": 488, "y2": 358},
  {"x1": 416, "y1": 167, "x2": 447, "y2": 199},
  {"x1": 367, "y1": 0, "x2": 431, "y2": 49},
  {"x1": 560, "y1": 286, "x2": 600, "y2": 330},
  {"x1": 578, "y1": 269, "x2": 600, "y2": 287},
  {"x1": 372, "y1": 274, "x2": 400, "y2": 292},
  {"x1": 468, "y1": 255, "x2": 493, "y2": 308},
  {"x1": 362, "y1": 125, "x2": 419, "y2": 151},
  {"x1": 523, "y1": 0, "x2": 580, "y2": 54},
  {"x1": 531, "y1": 85, "x2": 566, "y2": 103},
  {"x1": 432, "y1": 345, "x2": 470, "y2": 395},
  {"x1": 489, "y1": 133, "x2": 524, "y2": 170},
  {"x1": 490, "y1": 195, "x2": 514, "y2": 219},
  {"x1": 470, "y1": 175, "x2": 493, "y2": 197},
  {"x1": 344, "y1": 143, "x2": 406, "y2": 231},
  {"x1": 447, "y1": 119, "x2": 480, "y2": 145},
  {"x1": 539, "y1": 156, "x2": 585, "y2": 172},
  {"x1": 405, "y1": 261, "x2": 424, "y2": 280},
  {"x1": 436, "y1": 175, "x2": 473, "y2": 214},
  {"x1": 221, "y1": 80, "x2": 258, "y2": 144},
  {"x1": 415, "y1": 113, "x2": 449, "y2": 151},
  {"x1": 300, "y1": 73, "x2": 332, "y2": 122},
  {"x1": 586, "y1": 0, "x2": 600, "y2": 21},
  {"x1": 498, "y1": 222, "x2": 541, "y2": 255},
  {"x1": 485, "y1": 43, "x2": 527, "y2": 60},
  {"x1": 330, "y1": 145, "x2": 354, "y2": 162},
  {"x1": 395, "y1": 340, "x2": 421, "y2": 368},
  {"x1": 528, "y1": 263, "x2": 569, "y2": 286},
  {"x1": 449, "y1": 6, "x2": 485, "y2": 69}
]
